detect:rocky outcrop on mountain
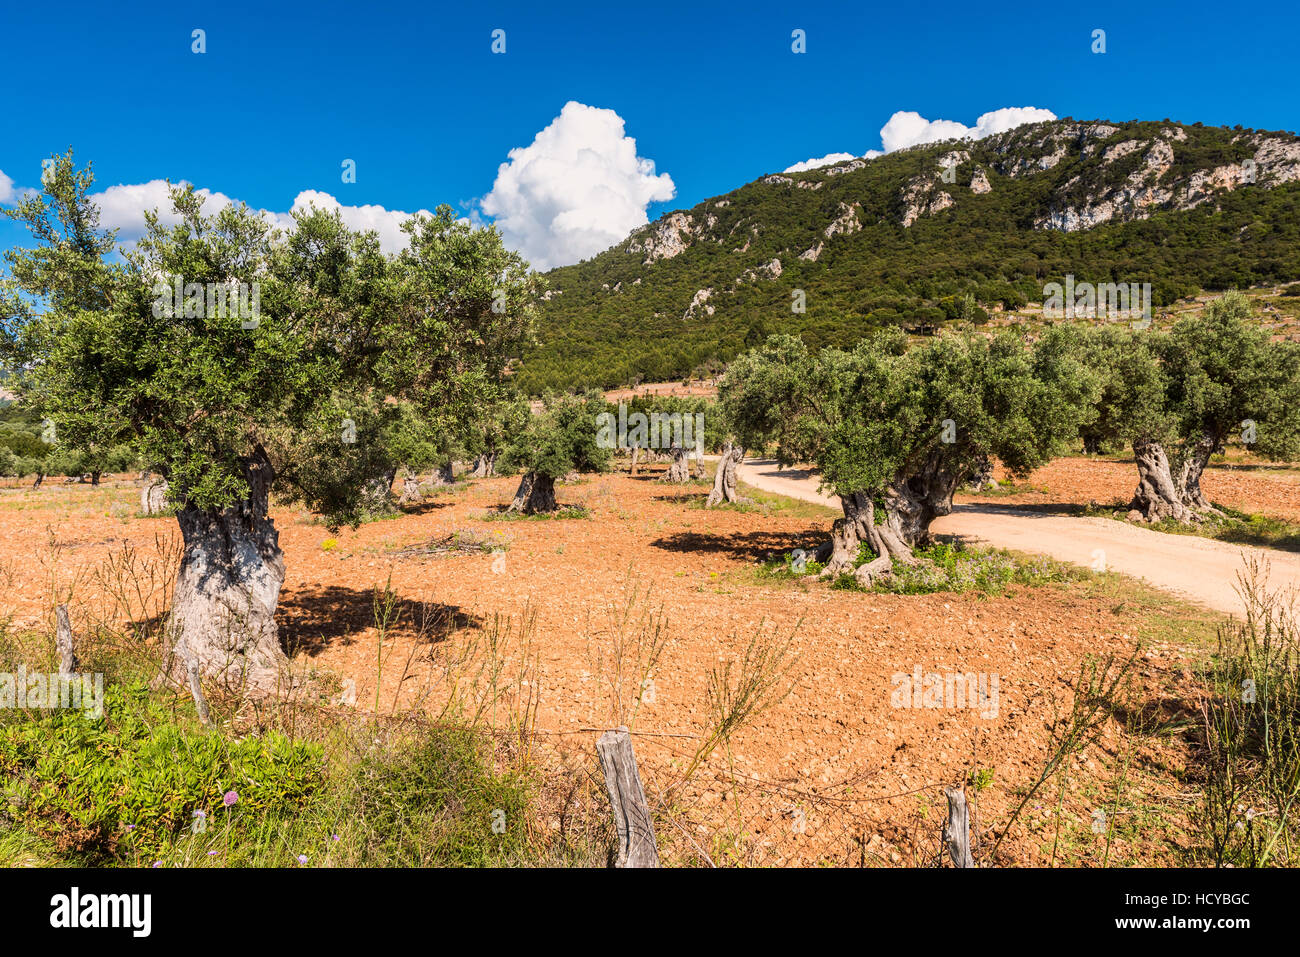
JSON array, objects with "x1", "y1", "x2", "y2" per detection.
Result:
[
  {"x1": 938, "y1": 150, "x2": 970, "y2": 173},
  {"x1": 767, "y1": 173, "x2": 826, "y2": 190},
  {"x1": 900, "y1": 177, "x2": 955, "y2": 226},
  {"x1": 626, "y1": 212, "x2": 696, "y2": 264},
  {"x1": 1035, "y1": 139, "x2": 1174, "y2": 230},
  {"x1": 799, "y1": 241, "x2": 824, "y2": 262},
  {"x1": 1101, "y1": 139, "x2": 1145, "y2": 164},
  {"x1": 823, "y1": 159, "x2": 867, "y2": 176},
  {"x1": 824, "y1": 202, "x2": 862, "y2": 238},
  {"x1": 970, "y1": 168, "x2": 992, "y2": 194},
  {"x1": 739, "y1": 258, "x2": 783, "y2": 283},
  {"x1": 1248, "y1": 135, "x2": 1300, "y2": 184},
  {"x1": 683, "y1": 287, "x2": 715, "y2": 320},
  {"x1": 1031, "y1": 131, "x2": 1300, "y2": 231},
  {"x1": 987, "y1": 123, "x2": 1117, "y2": 177}
]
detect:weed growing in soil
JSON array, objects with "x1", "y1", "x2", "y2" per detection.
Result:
[
  {"x1": 479, "y1": 505, "x2": 592, "y2": 522},
  {"x1": 762, "y1": 540, "x2": 1084, "y2": 595},
  {"x1": 870, "y1": 542, "x2": 1086, "y2": 595},
  {"x1": 1142, "y1": 505, "x2": 1300, "y2": 553},
  {"x1": 1192, "y1": 558, "x2": 1300, "y2": 866}
]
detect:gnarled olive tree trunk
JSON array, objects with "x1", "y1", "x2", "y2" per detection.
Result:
[
  {"x1": 361, "y1": 466, "x2": 399, "y2": 514},
  {"x1": 882, "y1": 448, "x2": 962, "y2": 547},
  {"x1": 470, "y1": 452, "x2": 496, "y2": 478},
  {"x1": 168, "y1": 448, "x2": 287, "y2": 692},
  {"x1": 1175, "y1": 434, "x2": 1223, "y2": 517},
  {"x1": 661, "y1": 445, "x2": 691, "y2": 483},
  {"x1": 509, "y1": 471, "x2": 557, "y2": 513},
  {"x1": 435, "y1": 460, "x2": 455, "y2": 485},
  {"x1": 141, "y1": 477, "x2": 169, "y2": 515},
  {"x1": 1128, "y1": 437, "x2": 1220, "y2": 522},
  {"x1": 398, "y1": 475, "x2": 422, "y2": 505},
  {"x1": 812, "y1": 450, "x2": 962, "y2": 583},
  {"x1": 814, "y1": 492, "x2": 915, "y2": 584},
  {"x1": 706, "y1": 443, "x2": 749, "y2": 506}
]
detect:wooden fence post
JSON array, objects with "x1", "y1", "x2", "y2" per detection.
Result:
[
  {"x1": 187, "y1": 658, "x2": 212, "y2": 726},
  {"x1": 597, "y1": 726, "x2": 660, "y2": 868},
  {"x1": 55, "y1": 604, "x2": 77, "y2": 676},
  {"x1": 943, "y1": 786, "x2": 975, "y2": 868}
]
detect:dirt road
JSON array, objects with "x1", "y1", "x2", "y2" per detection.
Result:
[{"x1": 736, "y1": 459, "x2": 1300, "y2": 618}]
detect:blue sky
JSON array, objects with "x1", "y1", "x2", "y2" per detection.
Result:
[{"x1": 3, "y1": 0, "x2": 1298, "y2": 270}]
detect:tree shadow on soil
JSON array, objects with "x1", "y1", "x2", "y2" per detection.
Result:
[
  {"x1": 280, "y1": 584, "x2": 480, "y2": 656},
  {"x1": 398, "y1": 499, "x2": 456, "y2": 515},
  {"x1": 1205, "y1": 462, "x2": 1300, "y2": 473},
  {"x1": 956, "y1": 500, "x2": 1127, "y2": 518},
  {"x1": 650, "y1": 529, "x2": 823, "y2": 563},
  {"x1": 624, "y1": 470, "x2": 672, "y2": 482},
  {"x1": 649, "y1": 491, "x2": 709, "y2": 503}
]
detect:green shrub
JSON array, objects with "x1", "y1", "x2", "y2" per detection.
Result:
[
  {"x1": 874, "y1": 541, "x2": 1081, "y2": 595},
  {"x1": 345, "y1": 725, "x2": 532, "y2": 866},
  {"x1": 0, "y1": 682, "x2": 324, "y2": 859}
]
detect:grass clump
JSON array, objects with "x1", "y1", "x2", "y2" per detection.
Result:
[
  {"x1": 870, "y1": 541, "x2": 1085, "y2": 595},
  {"x1": 345, "y1": 725, "x2": 531, "y2": 866},
  {"x1": 1192, "y1": 559, "x2": 1300, "y2": 867},
  {"x1": 1145, "y1": 504, "x2": 1300, "y2": 553},
  {"x1": 761, "y1": 539, "x2": 1082, "y2": 595},
  {"x1": 760, "y1": 548, "x2": 825, "y2": 579},
  {"x1": 480, "y1": 505, "x2": 591, "y2": 522}
]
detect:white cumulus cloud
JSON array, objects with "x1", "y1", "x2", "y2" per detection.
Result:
[
  {"x1": 91, "y1": 180, "x2": 241, "y2": 241},
  {"x1": 283, "y1": 190, "x2": 431, "y2": 254},
  {"x1": 2, "y1": 164, "x2": 432, "y2": 257},
  {"x1": 784, "y1": 106, "x2": 1056, "y2": 173},
  {"x1": 0, "y1": 168, "x2": 40, "y2": 205},
  {"x1": 479, "y1": 101, "x2": 676, "y2": 271},
  {"x1": 880, "y1": 106, "x2": 1057, "y2": 152},
  {"x1": 783, "y1": 152, "x2": 859, "y2": 173},
  {"x1": 19, "y1": 178, "x2": 426, "y2": 256}
]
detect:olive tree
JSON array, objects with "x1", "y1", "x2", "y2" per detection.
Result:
[
  {"x1": 1082, "y1": 293, "x2": 1300, "y2": 522},
  {"x1": 500, "y1": 392, "x2": 611, "y2": 513},
  {"x1": 721, "y1": 330, "x2": 1096, "y2": 581},
  {"x1": 2, "y1": 153, "x2": 128, "y2": 484},
  {"x1": 465, "y1": 391, "x2": 530, "y2": 478},
  {"x1": 3, "y1": 157, "x2": 532, "y2": 690}
]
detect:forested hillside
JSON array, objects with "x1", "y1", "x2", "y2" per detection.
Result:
[{"x1": 520, "y1": 119, "x2": 1300, "y2": 392}]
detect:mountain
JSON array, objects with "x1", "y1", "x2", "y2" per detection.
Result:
[{"x1": 518, "y1": 119, "x2": 1300, "y2": 393}]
